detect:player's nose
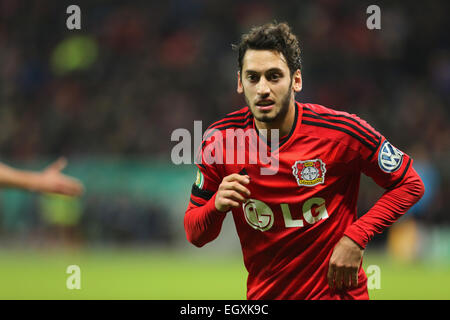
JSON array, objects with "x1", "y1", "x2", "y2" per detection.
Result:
[{"x1": 256, "y1": 78, "x2": 270, "y2": 96}]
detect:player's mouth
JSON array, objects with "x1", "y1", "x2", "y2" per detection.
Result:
[{"x1": 255, "y1": 99, "x2": 275, "y2": 111}]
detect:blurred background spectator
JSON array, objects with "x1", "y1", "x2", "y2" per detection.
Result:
[{"x1": 0, "y1": 0, "x2": 448, "y2": 259}]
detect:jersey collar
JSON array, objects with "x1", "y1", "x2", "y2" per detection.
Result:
[{"x1": 253, "y1": 101, "x2": 302, "y2": 152}]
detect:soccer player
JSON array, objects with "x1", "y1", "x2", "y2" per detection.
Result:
[
  {"x1": 184, "y1": 22, "x2": 424, "y2": 299},
  {"x1": 0, "y1": 157, "x2": 83, "y2": 196}
]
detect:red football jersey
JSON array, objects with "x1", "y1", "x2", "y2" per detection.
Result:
[{"x1": 185, "y1": 101, "x2": 417, "y2": 300}]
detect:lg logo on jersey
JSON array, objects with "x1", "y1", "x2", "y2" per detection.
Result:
[{"x1": 243, "y1": 198, "x2": 329, "y2": 232}]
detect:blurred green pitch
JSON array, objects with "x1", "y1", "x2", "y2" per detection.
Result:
[{"x1": 0, "y1": 250, "x2": 448, "y2": 300}]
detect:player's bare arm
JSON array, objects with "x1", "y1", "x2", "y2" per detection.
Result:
[
  {"x1": 327, "y1": 235, "x2": 364, "y2": 291},
  {"x1": 0, "y1": 157, "x2": 84, "y2": 196},
  {"x1": 215, "y1": 173, "x2": 251, "y2": 212}
]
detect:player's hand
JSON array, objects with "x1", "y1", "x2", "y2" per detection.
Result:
[
  {"x1": 36, "y1": 157, "x2": 84, "y2": 196},
  {"x1": 327, "y1": 235, "x2": 364, "y2": 291},
  {"x1": 215, "y1": 173, "x2": 251, "y2": 213}
]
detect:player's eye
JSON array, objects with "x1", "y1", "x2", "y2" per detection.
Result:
[
  {"x1": 247, "y1": 74, "x2": 259, "y2": 82},
  {"x1": 268, "y1": 73, "x2": 281, "y2": 81}
]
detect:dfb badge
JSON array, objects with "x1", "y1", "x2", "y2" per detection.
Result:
[
  {"x1": 195, "y1": 169, "x2": 204, "y2": 189},
  {"x1": 292, "y1": 159, "x2": 326, "y2": 187}
]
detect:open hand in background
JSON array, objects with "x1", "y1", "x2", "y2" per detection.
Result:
[
  {"x1": 35, "y1": 157, "x2": 84, "y2": 196},
  {"x1": 0, "y1": 157, "x2": 84, "y2": 197}
]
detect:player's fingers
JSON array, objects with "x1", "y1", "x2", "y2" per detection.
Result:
[
  {"x1": 47, "y1": 157, "x2": 68, "y2": 172},
  {"x1": 58, "y1": 179, "x2": 84, "y2": 196},
  {"x1": 221, "y1": 198, "x2": 240, "y2": 209},
  {"x1": 221, "y1": 190, "x2": 247, "y2": 203},
  {"x1": 223, "y1": 173, "x2": 241, "y2": 182},
  {"x1": 327, "y1": 263, "x2": 335, "y2": 290},
  {"x1": 335, "y1": 267, "x2": 344, "y2": 290},
  {"x1": 342, "y1": 267, "x2": 352, "y2": 289},
  {"x1": 351, "y1": 268, "x2": 359, "y2": 288},
  {"x1": 223, "y1": 181, "x2": 251, "y2": 197},
  {"x1": 224, "y1": 173, "x2": 250, "y2": 185}
]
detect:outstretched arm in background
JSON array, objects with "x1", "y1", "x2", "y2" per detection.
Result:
[{"x1": 0, "y1": 157, "x2": 84, "y2": 196}]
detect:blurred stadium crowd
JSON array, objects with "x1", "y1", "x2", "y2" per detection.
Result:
[{"x1": 0, "y1": 0, "x2": 448, "y2": 247}]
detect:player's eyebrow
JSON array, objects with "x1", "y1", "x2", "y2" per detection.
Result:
[{"x1": 245, "y1": 68, "x2": 284, "y2": 75}]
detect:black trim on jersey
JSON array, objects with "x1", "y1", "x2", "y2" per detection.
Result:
[
  {"x1": 302, "y1": 113, "x2": 379, "y2": 148},
  {"x1": 280, "y1": 103, "x2": 299, "y2": 147},
  {"x1": 386, "y1": 158, "x2": 412, "y2": 190},
  {"x1": 367, "y1": 138, "x2": 382, "y2": 161},
  {"x1": 303, "y1": 105, "x2": 381, "y2": 143},
  {"x1": 223, "y1": 110, "x2": 250, "y2": 119},
  {"x1": 205, "y1": 118, "x2": 253, "y2": 135},
  {"x1": 206, "y1": 112, "x2": 253, "y2": 131},
  {"x1": 201, "y1": 120, "x2": 254, "y2": 148},
  {"x1": 190, "y1": 197, "x2": 203, "y2": 207},
  {"x1": 280, "y1": 135, "x2": 289, "y2": 145},
  {"x1": 255, "y1": 102, "x2": 298, "y2": 150},
  {"x1": 197, "y1": 163, "x2": 206, "y2": 170},
  {"x1": 302, "y1": 120, "x2": 377, "y2": 151},
  {"x1": 191, "y1": 184, "x2": 215, "y2": 200}
]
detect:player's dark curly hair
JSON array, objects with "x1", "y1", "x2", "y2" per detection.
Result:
[{"x1": 232, "y1": 22, "x2": 302, "y2": 76}]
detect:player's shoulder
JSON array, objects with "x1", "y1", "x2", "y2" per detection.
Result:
[
  {"x1": 302, "y1": 102, "x2": 359, "y2": 119},
  {"x1": 300, "y1": 102, "x2": 382, "y2": 153},
  {"x1": 204, "y1": 106, "x2": 253, "y2": 136}
]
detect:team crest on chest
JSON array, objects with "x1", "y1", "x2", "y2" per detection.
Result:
[{"x1": 292, "y1": 159, "x2": 326, "y2": 187}]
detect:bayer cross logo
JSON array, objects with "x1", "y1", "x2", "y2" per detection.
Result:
[
  {"x1": 292, "y1": 159, "x2": 326, "y2": 187},
  {"x1": 302, "y1": 166, "x2": 319, "y2": 180},
  {"x1": 378, "y1": 140, "x2": 404, "y2": 173}
]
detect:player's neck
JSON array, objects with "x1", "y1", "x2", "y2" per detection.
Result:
[{"x1": 255, "y1": 100, "x2": 296, "y2": 141}]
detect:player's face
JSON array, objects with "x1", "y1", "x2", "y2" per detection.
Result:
[{"x1": 237, "y1": 49, "x2": 302, "y2": 123}]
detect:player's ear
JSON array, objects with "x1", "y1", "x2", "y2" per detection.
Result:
[
  {"x1": 237, "y1": 71, "x2": 244, "y2": 94},
  {"x1": 292, "y1": 69, "x2": 302, "y2": 92}
]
